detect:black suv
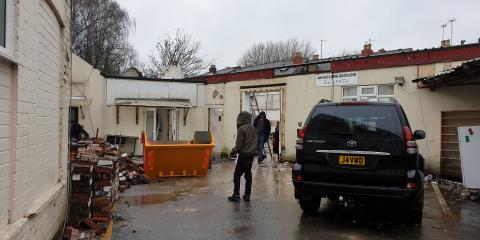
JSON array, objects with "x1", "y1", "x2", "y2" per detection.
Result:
[{"x1": 292, "y1": 101, "x2": 425, "y2": 223}]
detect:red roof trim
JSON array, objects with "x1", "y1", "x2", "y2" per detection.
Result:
[
  {"x1": 203, "y1": 69, "x2": 274, "y2": 84},
  {"x1": 331, "y1": 45, "x2": 480, "y2": 72},
  {"x1": 194, "y1": 44, "x2": 480, "y2": 84}
]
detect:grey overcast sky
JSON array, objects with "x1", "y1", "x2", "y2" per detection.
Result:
[{"x1": 116, "y1": 0, "x2": 480, "y2": 70}]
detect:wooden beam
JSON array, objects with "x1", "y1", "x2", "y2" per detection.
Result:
[
  {"x1": 431, "y1": 182, "x2": 451, "y2": 215},
  {"x1": 183, "y1": 108, "x2": 189, "y2": 126},
  {"x1": 116, "y1": 106, "x2": 119, "y2": 124},
  {"x1": 135, "y1": 107, "x2": 139, "y2": 125}
]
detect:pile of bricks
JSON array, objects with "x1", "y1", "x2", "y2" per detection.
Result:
[
  {"x1": 118, "y1": 156, "x2": 148, "y2": 192},
  {"x1": 66, "y1": 139, "x2": 121, "y2": 238}
]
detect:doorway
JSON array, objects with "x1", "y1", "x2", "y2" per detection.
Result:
[
  {"x1": 209, "y1": 108, "x2": 223, "y2": 158},
  {"x1": 144, "y1": 108, "x2": 180, "y2": 141},
  {"x1": 241, "y1": 88, "x2": 284, "y2": 160},
  {"x1": 144, "y1": 108, "x2": 156, "y2": 140}
]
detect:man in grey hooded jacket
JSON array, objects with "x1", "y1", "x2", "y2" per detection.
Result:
[{"x1": 228, "y1": 111, "x2": 258, "y2": 202}]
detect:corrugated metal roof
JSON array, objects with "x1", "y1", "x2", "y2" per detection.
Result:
[{"x1": 413, "y1": 58, "x2": 480, "y2": 88}]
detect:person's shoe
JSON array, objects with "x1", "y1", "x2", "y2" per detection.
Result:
[
  {"x1": 242, "y1": 195, "x2": 250, "y2": 201},
  {"x1": 228, "y1": 194, "x2": 241, "y2": 202}
]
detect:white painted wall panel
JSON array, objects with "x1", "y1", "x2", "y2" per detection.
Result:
[
  {"x1": 0, "y1": 63, "x2": 11, "y2": 227},
  {"x1": 106, "y1": 78, "x2": 204, "y2": 107}
]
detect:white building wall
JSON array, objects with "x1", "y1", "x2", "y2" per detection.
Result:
[
  {"x1": 0, "y1": 62, "x2": 13, "y2": 227},
  {"x1": 0, "y1": 0, "x2": 71, "y2": 239},
  {"x1": 72, "y1": 55, "x2": 107, "y2": 137},
  {"x1": 106, "y1": 78, "x2": 205, "y2": 107}
]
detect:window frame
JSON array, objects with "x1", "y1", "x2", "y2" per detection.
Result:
[
  {"x1": 0, "y1": 0, "x2": 13, "y2": 57},
  {"x1": 341, "y1": 84, "x2": 395, "y2": 102}
]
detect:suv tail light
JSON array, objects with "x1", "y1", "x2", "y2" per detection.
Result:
[
  {"x1": 294, "y1": 175, "x2": 303, "y2": 181},
  {"x1": 407, "y1": 182, "x2": 418, "y2": 189},
  {"x1": 403, "y1": 127, "x2": 418, "y2": 154},
  {"x1": 296, "y1": 126, "x2": 307, "y2": 150}
]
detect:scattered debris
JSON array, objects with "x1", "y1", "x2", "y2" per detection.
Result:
[
  {"x1": 422, "y1": 173, "x2": 480, "y2": 204},
  {"x1": 113, "y1": 214, "x2": 127, "y2": 223},
  {"x1": 118, "y1": 156, "x2": 148, "y2": 190},
  {"x1": 432, "y1": 224, "x2": 443, "y2": 229},
  {"x1": 424, "y1": 174, "x2": 433, "y2": 182}
]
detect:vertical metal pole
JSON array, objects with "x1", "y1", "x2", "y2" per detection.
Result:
[
  {"x1": 320, "y1": 41, "x2": 323, "y2": 59},
  {"x1": 449, "y1": 18, "x2": 456, "y2": 44},
  {"x1": 441, "y1": 24, "x2": 447, "y2": 41}
]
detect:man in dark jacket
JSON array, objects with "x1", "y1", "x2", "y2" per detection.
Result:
[
  {"x1": 228, "y1": 111, "x2": 258, "y2": 202},
  {"x1": 273, "y1": 121, "x2": 280, "y2": 161},
  {"x1": 253, "y1": 111, "x2": 271, "y2": 163}
]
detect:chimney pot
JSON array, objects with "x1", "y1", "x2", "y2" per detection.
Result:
[
  {"x1": 361, "y1": 43, "x2": 374, "y2": 56},
  {"x1": 209, "y1": 64, "x2": 217, "y2": 74},
  {"x1": 293, "y1": 52, "x2": 303, "y2": 65},
  {"x1": 312, "y1": 54, "x2": 319, "y2": 60},
  {"x1": 441, "y1": 39, "x2": 451, "y2": 47}
]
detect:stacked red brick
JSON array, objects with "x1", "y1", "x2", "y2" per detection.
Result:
[
  {"x1": 69, "y1": 144, "x2": 96, "y2": 228},
  {"x1": 68, "y1": 140, "x2": 120, "y2": 236},
  {"x1": 90, "y1": 149, "x2": 120, "y2": 232}
]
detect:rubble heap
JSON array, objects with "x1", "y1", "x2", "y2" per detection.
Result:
[
  {"x1": 118, "y1": 155, "x2": 149, "y2": 191},
  {"x1": 425, "y1": 175, "x2": 480, "y2": 203}
]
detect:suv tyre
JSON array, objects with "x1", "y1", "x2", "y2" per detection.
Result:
[{"x1": 299, "y1": 198, "x2": 321, "y2": 214}]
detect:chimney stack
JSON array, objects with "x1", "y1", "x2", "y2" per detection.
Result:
[
  {"x1": 312, "y1": 54, "x2": 319, "y2": 60},
  {"x1": 293, "y1": 52, "x2": 303, "y2": 65},
  {"x1": 209, "y1": 64, "x2": 216, "y2": 74},
  {"x1": 441, "y1": 39, "x2": 451, "y2": 47},
  {"x1": 361, "y1": 43, "x2": 374, "y2": 56}
]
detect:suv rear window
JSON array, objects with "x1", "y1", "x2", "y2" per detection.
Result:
[{"x1": 306, "y1": 105, "x2": 403, "y2": 139}]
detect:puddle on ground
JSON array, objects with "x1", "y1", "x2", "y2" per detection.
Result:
[
  {"x1": 121, "y1": 194, "x2": 177, "y2": 205},
  {"x1": 120, "y1": 187, "x2": 202, "y2": 205}
]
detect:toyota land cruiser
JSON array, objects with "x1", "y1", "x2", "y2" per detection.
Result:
[{"x1": 292, "y1": 101, "x2": 425, "y2": 223}]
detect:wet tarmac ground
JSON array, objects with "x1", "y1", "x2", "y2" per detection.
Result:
[{"x1": 113, "y1": 161, "x2": 480, "y2": 240}]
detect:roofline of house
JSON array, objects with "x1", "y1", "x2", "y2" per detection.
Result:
[
  {"x1": 102, "y1": 74, "x2": 207, "y2": 84},
  {"x1": 192, "y1": 43, "x2": 480, "y2": 84}
]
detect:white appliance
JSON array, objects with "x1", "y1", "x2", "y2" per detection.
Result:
[{"x1": 458, "y1": 126, "x2": 480, "y2": 189}]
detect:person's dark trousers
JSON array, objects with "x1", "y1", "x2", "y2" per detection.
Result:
[
  {"x1": 257, "y1": 134, "x2": 265, "y2": 162},
  {"x1": 233, "y1": 156, "x2": 254, "y2": 196}
]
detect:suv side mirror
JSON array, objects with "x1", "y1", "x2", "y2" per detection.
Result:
[{"x1": 414, "y1": 130, "x2": 425, "y2": 140}]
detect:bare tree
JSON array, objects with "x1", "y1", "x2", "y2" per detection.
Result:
[
  {"x1": 73, "y1": 0, "x2": 138, "y2": 74},
  {"x1": 238, "y1": 38, "x2": 317, "y2": 67},
  {"x1": 146, "y1": 29, "x2": 208, "y2": 78}
]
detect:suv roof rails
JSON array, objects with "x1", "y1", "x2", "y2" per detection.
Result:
[{"x1": 318, "y1": 99, "x2": 332, "y2": 104}]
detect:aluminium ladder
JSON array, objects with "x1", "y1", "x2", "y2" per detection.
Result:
[{"x1": 249, "y1": 94, "x2": 273, "y2": 161}]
